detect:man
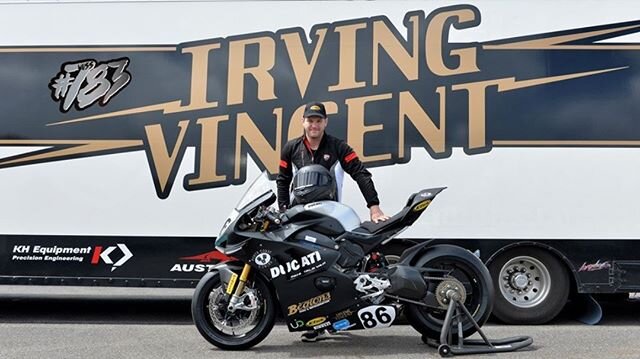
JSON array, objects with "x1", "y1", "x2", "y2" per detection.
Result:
[
  {"x1": 277, "y1": 101, "x2": 389, "y2": 343},
  {"x1": 277, "y1": 101, "x2": 389, "y2": 223}
]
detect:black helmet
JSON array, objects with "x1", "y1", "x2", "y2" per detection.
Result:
[{"x1": 291, "y1": 165, "x2": 337, "y2": 205}]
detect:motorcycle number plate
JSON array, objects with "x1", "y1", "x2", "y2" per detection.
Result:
[{"x1": 357, "y1": 305, "x2": 396, "y2": 329}]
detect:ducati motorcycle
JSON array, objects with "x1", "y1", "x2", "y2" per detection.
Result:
[{"x1": 192, "y1": 171, "x2": 494, "y2": 351}]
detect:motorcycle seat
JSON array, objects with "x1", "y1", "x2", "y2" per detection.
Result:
[
  {"x1": 352, "y1": 187, "x2": 446, "y2": 235},
  {"x1": 353, "y1": 209, "x2": 408, "y2": 235}
]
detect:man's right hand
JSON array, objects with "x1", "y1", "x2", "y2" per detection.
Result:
[{"x1": 370, "y1": 205, "x2": 390, "y2": 223}]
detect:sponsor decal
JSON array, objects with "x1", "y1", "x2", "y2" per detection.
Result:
[
  {"x1": 170, "y1": 250, "x2": 233, "y2": 272},
  {"x1": 288, "y1": 292, "x2": 332, "y2": 316},
  {"x1": 333, "y1": 309, "x2": 354, "y2": 320},
  {"x1": 49, "y1": 58, "x2": 131, "y2": 113},
  {"x1": 270, "y1": 251, "x2": 325, "y2": 279},
  {"x1": 11, "y1": 244, "x2": 132, "y2": 271},
  {"x1": 578, "y1": 260, "x2": 612, "y2": 272},
  {"x1": 358, "y1": 305, "x2": 396, "y2": 329},
  {"x1": 289, "y1": 319, "x2": 305, "y2": 330},
  {"x1": 412, "y1": 200, "x2": 431, "y2": 212},
  {"x1": 304, "y1": 203, "x2": 323, "y2": 210},
  {"x1": 169, "y1": 264, "x2": 216, "y2": 273},
  {"x1": 313, "y1": 321, "x2": 331, "y2": 330},
  {"x1": 332, "y1": 319, "x2": 353, "y2": 331},
  {"x1": 11, "y1": 245, "x2": 91, "y2": 263},
  {"x1": 2, "y1": 5, "x2": 640, "y2": 200},
  {"x1": 303, "y1": 235, "x2": 317, "y2": 243},
  {"x1": 226, "y1": 272, "x2": 238, "y2": 295},
  {"x1": 90, "y1": 244, "x2": 133, "y2": 272},
  {"x1": 305, "y1": 316, "x2": 327, "y2": 327},
  {"x1": 179, "y1": 250, "x2": 232, "y2": 263},
  {"x1": 252, "y1": 249, "x2": 273, "y2": 268}
]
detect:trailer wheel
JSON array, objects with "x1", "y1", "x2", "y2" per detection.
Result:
[{"x1": 489, "y1": 247, "x2": 569, "y2": 324}]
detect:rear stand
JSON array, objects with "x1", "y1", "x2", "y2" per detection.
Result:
[{"x1": 423, "y1": 298, "x2": 533, "y2": 357}]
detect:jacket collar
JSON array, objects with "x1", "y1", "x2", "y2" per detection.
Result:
[{"x1": 301, "y1": 132, "x2": 329, "y2": 152}]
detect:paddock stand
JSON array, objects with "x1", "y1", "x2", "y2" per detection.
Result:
[{"x1": 423, "y1": 295, "x2": 533, "y2": 357}]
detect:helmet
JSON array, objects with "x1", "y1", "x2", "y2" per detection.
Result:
[{"x1": 291, "y1": 165, "x2": 337, "y2": 205}]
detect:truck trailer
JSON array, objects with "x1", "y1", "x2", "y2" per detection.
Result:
[{"x1": 1, "y1": 0, "x2": 640, "y2": 324}]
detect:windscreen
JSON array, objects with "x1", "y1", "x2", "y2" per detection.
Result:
[
  {"x1": 235, "y1": 171, "x2": 273, "y2": 211},
  {"x1": 217, "y1": 171, "x2": 274, "y2": 239}
]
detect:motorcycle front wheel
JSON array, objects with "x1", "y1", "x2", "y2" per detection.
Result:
[
  {"x1": 192, "y1": 271, "x2": 276, "y2": 350},
  {"x1": 405, "y1": 244, "x2": 494, "y2": 341}
]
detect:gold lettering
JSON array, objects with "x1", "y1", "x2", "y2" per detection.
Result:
[
  {"x1": 426, "y1": 8, "x2": 479, "y2": 76},
  {"x1": 372, "y1": 15, "x2": 419, "y2": 86},
  {"x1": 187, "y1": 115, "x2": 229, "y2": 186},
  {"x1": 398, "y1": 89, "x2": 446, "y2": 158},
  {"x1": 228, "y1": 36, "x2": 277, "y2": 105},
  {"x1": 281, "y1": 28, "x2": 328, "y2": 97},
  {"x1": 144, "y1": 120, "x2": 190, "y2": 195},
  {"x1": 328, "y1": 23, "x2": 367, "y2": 91},
  {"x1": 452, "y1": 79, "x2": 499, "y2": 149},
  {"x1": 172, "y1": 43, "x2": 221, "y2": 112},
  {"x1": 345, "y1": 93, "x2": 392, "y2": 162},
  {"x1": 234, "y1": 109, "x2": 282, "y2": 179},
  {"x1": 287, "y1": 101, "x2": 338, "y2": 141}
]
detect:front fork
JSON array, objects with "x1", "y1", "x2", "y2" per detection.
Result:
[{"x1": 226, "y1": 263, "x2": 252, "y2": 312}]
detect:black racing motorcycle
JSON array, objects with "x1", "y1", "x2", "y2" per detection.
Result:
[{"x1": 192, "y1": 171, "x2": 494, "y2": 351}]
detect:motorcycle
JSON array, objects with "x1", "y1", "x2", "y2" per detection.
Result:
[{"x1": 191, "y1": 171, "x2": 495, "y2": 351}]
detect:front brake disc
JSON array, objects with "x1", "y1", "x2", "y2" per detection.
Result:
[{"x1": 208, "y1": 286, "x2": 260, "y2": 335}]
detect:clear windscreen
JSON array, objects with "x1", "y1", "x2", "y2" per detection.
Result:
[
  {"x1": 235, "y1": 171, "x2": 273, "y2": 211},
  {"x1": 217, "y1": 171, "x2": 273, "y2": 238}
]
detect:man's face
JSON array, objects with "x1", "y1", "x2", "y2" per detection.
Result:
[{"x1": 302, "y1": 116, "x2": 327, "y2": 139}]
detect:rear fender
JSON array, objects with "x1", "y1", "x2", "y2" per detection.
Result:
[
  {"x1": 397, "y1": 240, "x2": 435, "y2": 266},
  {"x1": 398, "y1": 242, "x2": 483, "y2": 271},
  {"x1": 412, "y1": 244, "x2": 485, "y2": 270}
]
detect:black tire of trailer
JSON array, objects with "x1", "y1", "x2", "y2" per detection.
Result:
[{"x1": 488, "y1": 247, "x2": 570, "y2": 324}]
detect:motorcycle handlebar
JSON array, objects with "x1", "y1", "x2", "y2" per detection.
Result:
[
  {"x1": 265, "y1": 210, "x2": 281, "y2": 225},
  {"x1": 255, "y1": 206, "x2": 281, "y2": 225}
]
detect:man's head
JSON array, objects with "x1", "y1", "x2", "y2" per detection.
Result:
[{"x1": 302, "y1": 101, "x2": 328, "y2": 140}]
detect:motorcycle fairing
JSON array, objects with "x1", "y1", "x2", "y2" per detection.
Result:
[{"x1": 240, "y1": 238, "x2": 365, "y2": 331}]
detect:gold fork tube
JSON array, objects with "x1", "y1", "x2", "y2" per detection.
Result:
[
  {"x1": 227, "y1": 263, "x2": 253, "y2": 312},
  {"x1": 233, "y1": 263, "x2": 252, "y2": 297}
]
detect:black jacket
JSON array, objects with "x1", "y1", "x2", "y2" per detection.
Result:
[{"x1": 276, "y1": 133, "x2": 380, "y2": 210}]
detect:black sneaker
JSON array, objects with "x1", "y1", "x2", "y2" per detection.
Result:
[{"x1": 300, "y1": 330, "x2": 333, "y2": 343}]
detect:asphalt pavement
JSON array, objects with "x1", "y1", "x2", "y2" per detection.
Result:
[{"x1": 1, "y1": 286, "x2": 640, "y2": 358}]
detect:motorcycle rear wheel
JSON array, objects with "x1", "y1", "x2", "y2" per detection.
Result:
[
  {"x1": 405, "y1": 245, "x2": 494, "y2": 341},
  {"x1": 192, "y1": 271, "x2": 275, "y2": 350}
]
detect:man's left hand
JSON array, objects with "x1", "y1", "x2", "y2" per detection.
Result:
[{"x1": 370, "y1": 205, "x2": 390, "y2": 223}]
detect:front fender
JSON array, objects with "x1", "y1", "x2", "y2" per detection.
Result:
[{"x1": 206, "y1": 260, "x2": 244, "y2": 288}]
